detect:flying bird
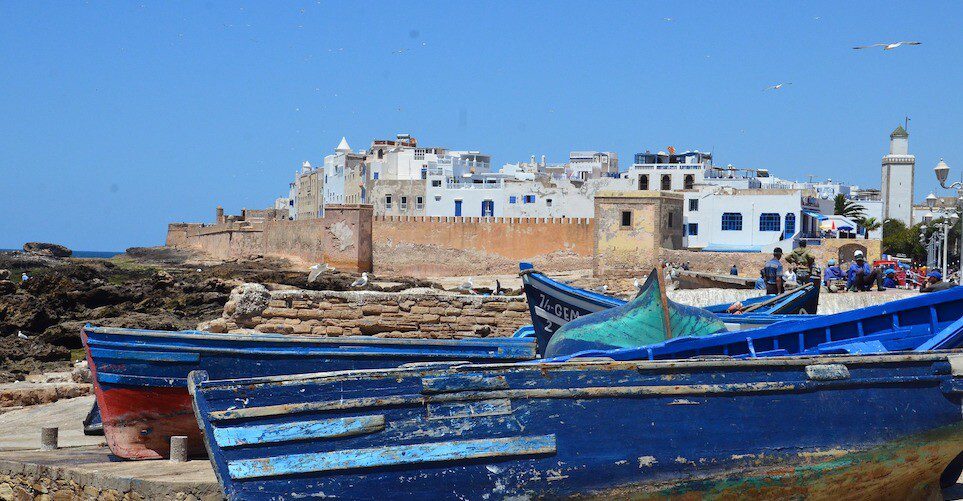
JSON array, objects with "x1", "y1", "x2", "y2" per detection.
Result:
[
  {"x1": 764, "y1": 83, "x2": 792, "y2": 91},
  {"x1": 350, "y1": 272, "x2": 369, "y2": 288},
  {"x1": 853, "y1": 41, "x2": 921, "y2": 51}
]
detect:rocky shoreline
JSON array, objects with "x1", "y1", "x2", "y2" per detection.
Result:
[{"x1": 0, "y1": 245, "x2": 437, "y2": 386}]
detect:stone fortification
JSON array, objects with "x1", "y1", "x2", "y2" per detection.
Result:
[{"x1": 203, "y1": 286, "x2": 530, "y2": 339}]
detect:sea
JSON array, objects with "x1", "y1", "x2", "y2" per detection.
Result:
[{"x1": 0, "y1": 249, "x2": 123, "y2": 259}]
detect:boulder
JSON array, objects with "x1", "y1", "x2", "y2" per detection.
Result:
[
  {"x1": 228, "y1": 283, "x2": 270, "y2": 324},
  {"x1": 0, "y1": 269, "x2": 10, "y2": 280},
  {"x1": 0, "y1": 280, "x2": 15, "y2": 295},
  {"x1": 22, "y1": 242, "x2": 72, "y2": 258}
]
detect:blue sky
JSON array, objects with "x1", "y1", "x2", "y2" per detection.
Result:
[{"x1": 2, "y1": 1, "x2": 961, "y2": 251}]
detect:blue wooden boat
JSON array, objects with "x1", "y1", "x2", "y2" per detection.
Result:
[
  {"x1": 519, "y1": 262, "x2": 819, "y2": 354},
  {"x1": 81, "y1": 325, "x2": 536, "y2": 460},
  {"x1": 546, "y1": 286, "x2": 963, "y2": 360},
  {"x1": 189, "y1": 351, "x2": 963, "y2": 499}
]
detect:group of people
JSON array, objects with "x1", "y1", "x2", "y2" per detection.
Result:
[{"x1": 754, "y1": 242, "x2": 957, "y2": 294}]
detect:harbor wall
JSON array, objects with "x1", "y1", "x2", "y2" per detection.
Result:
[
  {"x1": 371, "y1": 215, "x2": 595, "y2": 276},
  {"x1": 201, "y1": 288, "x2": 530, "y2": 339}
]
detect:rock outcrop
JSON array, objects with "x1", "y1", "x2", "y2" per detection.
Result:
[{"x1": 22, "y1": 242, "x2": 72, "y2": 258}]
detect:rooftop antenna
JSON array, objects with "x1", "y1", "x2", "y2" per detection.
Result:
[{"x1": 905, "y1": 116, "x2": 910, "y2": 132}]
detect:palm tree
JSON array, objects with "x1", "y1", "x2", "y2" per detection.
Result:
[
  {"x1": 858, "y1": 217, "x2": 881, "y2": 239},
  {"x1": 833, "y1": 194, "x2": 867, "y2": 219}
]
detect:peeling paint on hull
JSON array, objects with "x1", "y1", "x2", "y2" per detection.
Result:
[
  {"x1": 583, "y1": 424, "x2": 963, "y2": 500},
  {"x1": 190, "y1": 352, "x2": 963, "y2": 500}
]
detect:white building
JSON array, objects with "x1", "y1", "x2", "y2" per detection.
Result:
[
  {"x1": 568, "y1": 151, "x2": 619, "y2": 180},
  {"x1": 421, "y1": 172, "x2": 631, "y2": 218},
  {"x1": 682, "y1": 187, "x2": 822, "y2": 252},
  {"x1": 881, "y1": 125, "x2": 915, "y2": 225},
  {"x1": 322, "y1": 137, "x2": 365, "y2": 208}
]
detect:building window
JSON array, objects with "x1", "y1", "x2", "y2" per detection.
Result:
[
  {"x1": 721, "y1": 212, "x2": 743, "y2": 231},
  {"x1": 546, "y1": 199, "x2": 553, "y2": 207},
  {"x1": 661, "y1": 174, "x2": 671, "y2": 190},
  {"x1": 784, "y1": 213, "x2": 796, "y2": 239},
  {"x1": 400, "y1": 196, "x2": 408, "y2": 210},
  {"x1": 759, "y1": 213, "x2": 781, "y2": 232},
  {"x1": 378, "y1": 149, "x2": 383, "y2": 159},
  {"x1": 688, "y1": 223, "x2": 699, "y2": 236},
  {"x1": 373, "y1": 172, "x2": 379, "y2": 180},
  {"x1": 638, "y1": 174, "x2": 649, "y2": 190},
  {"x1": 667, "y1": 212, "x2": 674, "y2": 227},
  {"x1": 385, "y1": 195, "x2": 392, "y2": 210},
  {"x1": 431, "y1": 180, "x2": 441, "y2": 187},
  {"x1": 523, "y1": 195, "x2": 535, "y2": 204},
  {"x1": 434, "y1": 195, "x2": 441, "y2": 201},
  {"x1": 416, "y1": 196, "x2": 424, "y2": 210},
  {"x1": 683, "y1": 174, "x2": 694, "y2": 189},
  {"x1": 509, "y1": 196, "x2": 517, "y2": 204},
  {"x1": 621, "y1": 211, "x2": 632, "y2": 227},
  {"x1": 688, "y1": 199, "x2": 698, "y2": 211}
]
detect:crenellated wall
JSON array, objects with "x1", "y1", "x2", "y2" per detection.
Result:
[{"x1": 372, "y1": 215, "x2": 595, "y2": 276}]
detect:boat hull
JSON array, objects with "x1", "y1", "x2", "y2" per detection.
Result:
[
  {"x1": 82, "y1": 325, "x2": 536, "y2": 460},
  {"x1": 519, "y1": 264, "x2": 818, "y2": 354},
  {"x1": 189, "y1": 352, "x2": 963, "y2": 500}
]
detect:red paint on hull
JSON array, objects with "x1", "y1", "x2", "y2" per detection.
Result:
[
  {"x1": 97, "y1": 386, "x2": 206, "y2": 460},
  {"x1": 82, "y1": 328, "x2": 205, "y2": 460}
]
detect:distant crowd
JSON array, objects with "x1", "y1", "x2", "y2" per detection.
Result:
[{"x1": 747, "y1": 241, "x2": 956, "y2": 295}]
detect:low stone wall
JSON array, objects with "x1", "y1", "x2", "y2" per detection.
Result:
[{"x1": 205, "y1": 288, "x2": 531, "y2": 339}]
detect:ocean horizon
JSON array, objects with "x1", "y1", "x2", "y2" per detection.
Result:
[{"x1": 1, "y1": 248, "x2": 123, "y2": 259}]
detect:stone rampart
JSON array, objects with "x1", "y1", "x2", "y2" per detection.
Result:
[{"x1": 203, "y1": 288, "x2": 530, "y2": 339}]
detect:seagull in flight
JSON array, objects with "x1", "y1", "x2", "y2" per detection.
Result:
[
  {"x1": 853, "y1": 41, "x2": 921, "y2": 51},
  {"x1": 764, "y1": 83, "x2": 791, "y2": 91}
]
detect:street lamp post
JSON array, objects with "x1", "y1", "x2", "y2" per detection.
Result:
[{"x1": 930, "y1": 157, "x2": 962, "y2": 283}]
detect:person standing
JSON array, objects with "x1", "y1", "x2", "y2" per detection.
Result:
[
  {"x1": 785, "y1": 240, "x2": 816, "y2": 284},
  {"x1": 762, "y1": 248, "x2": 785, "y2": 295}
]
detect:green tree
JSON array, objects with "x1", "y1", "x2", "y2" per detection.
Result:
[
  {"x1": 857, "y1": 217, "x2": 882, "y2": 240},
  {"x1": 833, "y1": 194, "x2": 866, "y2": 220}
]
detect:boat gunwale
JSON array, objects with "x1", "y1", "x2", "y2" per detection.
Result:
[
  {"x1": 83, "y1": 325, "x2": 535, "y2": 348},
  {"x1": 190, "y1": 349, "x2": 963, "y2": 393}
]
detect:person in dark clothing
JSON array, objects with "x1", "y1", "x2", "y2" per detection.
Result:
[
  {"x1": 762, "y1": 248, "x2": 785, "y2": 295},
  {"x1": 921, "y1": 270, "x2": 956, "y2": 293},
  {"x1": 730, "y1": 264, "x2": 738, "y2": 276},
  {"x1": 847, "y1": 250, "x2": 883, "y2": 292}
]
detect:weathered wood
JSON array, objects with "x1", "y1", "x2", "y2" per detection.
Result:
[
  {"x1": 226, "y1": 434, "x2": 557, "y2": 479},
  {"x1": 213, "y1": 415, "x2": 386, "y2": 448}
]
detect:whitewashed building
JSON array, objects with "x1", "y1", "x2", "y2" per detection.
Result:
[{"x1": 682, "y1": 187, "x2": 823, "y2": 252}]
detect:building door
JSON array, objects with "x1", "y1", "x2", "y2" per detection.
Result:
[
  {"x1": 481, "y1": 200, "x2": 494, "y2": 217},
  {"x1": 454, "y1": 200, "x2": 463, "y2": 216}
]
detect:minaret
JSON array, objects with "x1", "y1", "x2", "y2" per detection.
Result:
[{"x1": 880, "y1": 125, "x2": 915, "y2": 225}]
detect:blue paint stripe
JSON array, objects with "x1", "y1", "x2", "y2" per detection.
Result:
[
  {"x1": 214, "y1": 415, "x2": 386, "y2": 448},
  {"x1": 89, "y1": 347, "x2": 200, "y2": 363},
  {"x1": 226, "y1": 434, "x2": 557, "y2": 479},
  {"x1": 86, "y1": 339, "x2": 535, "y2": 360},
  {"x1": 96, "y1": 372, "x2": 188, "y2": 387}
]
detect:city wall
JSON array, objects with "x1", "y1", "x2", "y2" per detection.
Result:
[
  {"x1": 372, "y1": 215, "x2": 595, "y2": 276},
  {"x1": 202, "y1": 288, "x2": 531, "y2": 339}
]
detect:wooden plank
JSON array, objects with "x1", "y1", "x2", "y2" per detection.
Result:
[
  {"x1": 89, "y1": 347, "x2": 200, "y2": 363},
  {"x1": 422, "y1": 374, "x2": 508, "y2": 394},
  {"x1": 427, "y1": 399, "x2": 512, "y2": 420},
  {"x1": 213, "y1": 415, "x2": 385, "y2": 448},
  {"x1": 226, "y1": 434, "x2": 557, "y2": 480}
]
